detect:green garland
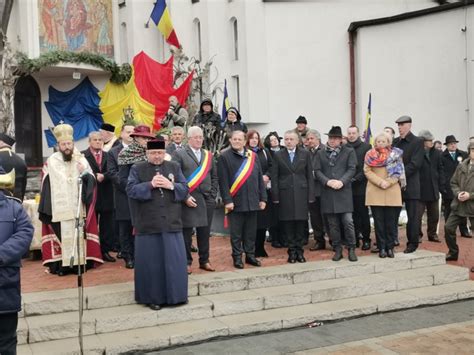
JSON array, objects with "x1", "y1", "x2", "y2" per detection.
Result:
[{"x1": 16, "y1": 51, "x2": 132, "y2": 84}]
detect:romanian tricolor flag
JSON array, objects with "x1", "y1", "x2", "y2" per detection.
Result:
[
  {"x1": 363, "y1": 93, "x2": 373, "y2": 145},
  {"x1": 221, "y1": 79, "x2": 231, "y2": 127},
  {"x1": 150, "y1": 0, "x2": 181, "y2": 48}
]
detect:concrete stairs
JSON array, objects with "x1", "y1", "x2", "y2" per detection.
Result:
[{"x1": 17, "y1": 250, "x2": 474, "y2": 354}]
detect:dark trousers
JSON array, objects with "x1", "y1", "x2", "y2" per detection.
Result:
[
  {"x1": 309, "y1": 197, "x2": 325, "y2": 243},
  {"x1": 0, "y1": 312, "x2": 17, "y2": 355},
  {"x1": 445, "y1": 214, "x2": 474, "y2": 256},
  {"x1": 97, "y1": 210, "x2": 114, "y2": 254},
  {"x1": 284, "y1": 220, "x2": 306, "y2": 256},
  {"x1": 418, "y1": 200, "x2": 440, "y2": 238},
  {"x1": 403, "y1": 199, "x2": 420, "y2": 249},
  {"x1": 255, "y1": 228, "x2": 268, "y2": 256},
  {"x1": 443, "y1": 198, "x2": 469, "y2": 235},
  {"x1": 118, "y1": 220, "x2": 134, "y2": 260},
  {"x1": 352, "y1": 194, "x2": 371, "y2": 242},
  {"x1": 229, "y1": 211, "x2": 257, "y2": 258},
  {"x1": 183, "y1": 202, "x2": 214, "y2": 265},
  {"x1": 371, "y1": 206, "x2": 398, "y2": 251},
  {"x1": 325, "y1": 212, "x2": 356, "y2": 248}
]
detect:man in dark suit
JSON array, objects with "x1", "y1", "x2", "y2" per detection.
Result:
[
  {"x1": 0, "y1": 133, "x2": 28, "y2": 201},
  {"x1": 218, "y1": 130, "x2": 267, "y2": 269},
  {"x1": 82, "y1": 132, "x2": 115, "y2": 262},
  {"x1": 392, "y1": 115, "x2": 425, "y2": 253},
  {"x1": 417, "y1": 130, "x2": 446, "y2": 242},
  {"x1": 441, "y1": 135, "x2": 470, "y2": 238},
  {"x1": 108, "y1": 123, "x2": 135, "y2": 268},
  {"x1": 166, "y1": 126, "x2": 185, "y2": 155},
  {"x1": 346, "y1": 125, "x2": 372, "y2": 250},
  {"x1": 173, "y1": 126, "x2": 218, "y2": 274},
  {"x1": 272, "y1": 130, "x2": 314, "y2": 263},
  {"x1": 315, "y1": 126, "x2": 358, "y2": 262},
  {"x1": 306, "y1": 130, "x2": 327, "y2": 251}
]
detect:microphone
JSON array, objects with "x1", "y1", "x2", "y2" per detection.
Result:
[{"x1": 155, "y1": 166, "x2": 164, "y2": 196}]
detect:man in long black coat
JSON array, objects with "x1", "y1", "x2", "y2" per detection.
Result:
[
  {"x1": 392, "y1": 116, "x2": 425, "y2": 253},
  {"x1": 441, "y1": 135, "x2": 470, "y2": 237},
  {"x1": 315, "y1": 126, "x2": 358, "y2": 262},
  {"x1": 0, "y1": 133, "x2": 28, "y2": 201},
  {"x1": 82, "y1": 132, "x2": 115, "y2": 262},
  {"x1": 218, "y1": 130, "x2": 267, "y2": 269},
  {"x1": 107, "y1": 123, "x2": 135, "y2": 268},
  {"x1": 272, "y1": 130, "x2": 314, "y2": 263},
  {"x1": 346, "y1": 125, "x2": 372, "y2": 250},
  {"x1": 417, "y1": 130, "x2": 446, "y2": 242},
  {"x1": 172, "y1": 126, "x2": 218, "y2": 273}
]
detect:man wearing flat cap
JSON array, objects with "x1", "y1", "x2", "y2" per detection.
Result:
[
  {"x1": 392, "y1": 115, "x2": 424, "y2": 253},
  {"x1": 417, "y1": 130, "x2": 445, "y2": 243},
  {"x1": 100, "y1": 123, "x2": 120, "y2": 152},
  {"x1": 293, "y1": 115, "x2": 310, "y2": 145},
  {"x1": 0, "y1": 133, "x2": 28, "y2": 201},
  {"x1": 314, "y1": 126, "x2": 358, "y2": 262},
  {"x1": 441, "y1": 135, "x2": 470, "y2": 238},
  {"x1": 127, "y1": 139, "x2": 189, "y2": 310}
]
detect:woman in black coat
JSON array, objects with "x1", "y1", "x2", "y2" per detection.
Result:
[{"x1": 247, "y1": 129, "x2": 272, "y2": 257}]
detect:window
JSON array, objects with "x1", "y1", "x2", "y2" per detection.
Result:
[
  {"x1": 231, "y1": 17, "x2": 238, "y2": 60},
  {"x1": 232, "y1": 75, "x2": 240, "y2": 110},
  {"x1": 194, "y1": 18, "x2": 202, "y2": 61}
]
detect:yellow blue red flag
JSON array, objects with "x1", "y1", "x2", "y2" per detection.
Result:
[
  {"x1": 150, "y1": 0, "x2": 181, "y2": 48},
  {"x1": 221, "y1": 79, "x2": 231, "y2": 127},
  {"x1": 363, "y1": 93, "x2": 373, "y2": 145}
]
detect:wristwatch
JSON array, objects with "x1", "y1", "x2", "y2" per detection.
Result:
[{"x1": 170, "y1": 183, "x2": 175, "y2": 191}]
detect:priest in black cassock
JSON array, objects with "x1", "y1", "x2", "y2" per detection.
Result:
[{"x1": 126, "y1": 139, "x2": 189, "y2": 310}]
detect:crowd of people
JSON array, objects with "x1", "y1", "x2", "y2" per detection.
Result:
[{"x1": 1, "y1": 96, "x2": 474, "y2": 319}]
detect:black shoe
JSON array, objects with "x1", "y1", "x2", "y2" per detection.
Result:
[
  {"x1": 296, "y1": 255, "x2": 306, "y2": 263},
  {"x1": 404, "y1": 246, "x2": 417, "y2": 254},
  {"x1": 446, "y1": 254, "x2": 458, "y2": 261},
  {"x1": 348, "y1": 248, "x2": 358, "y2": 262},
  {"x1": 379, "y1": 249, "x2": 387, "y2": 258},
  {"x1": 255, "y1": 250, "x2": 268, "y2": 258},
  {"x1": 272, "y1": 242, "x2": 283, "y2": 248},
  {"x1": 332, "y1": 248, "x2": 343, "y2": 262},
  {"x1": 310, "y1": 242, "x2": 326, "y2": 251},
  {"x1": 233, "y1": 258, "x2": 244, "y2": 269},
  {"x1": 460, "y1": 233, "x2": 472, "y2": 238},
  {"x1": 125, "y1": 259, "x2": 134, "y2": 269},
  {"x1": 245, "y1": 257, "x2": 261, "y2": 267},
  {"x1": 149, "y1": 304, "x2": 161, "y2": 311},
  {"x1": 394, "y1": 240, "x2": 400, "y2": 246},
  {"x1": 102, "y1": 252, "x2": 116, "y2": 262},
  {"x1": 428, "y1": 236, "x2": 441, "y2": 243},
  {"x1": 266, "y1": 236, "x2": 273, "y2": 243},
  {"x1": 116, "y1": 252, "x2": 123, "y2": 259},
  {"x1": 387, "y1": 249, "x2": 394, "y2": 258},
  {"x1": 361, "y1": 241, "x2": 371, "y2": 250},
  {"x1": 190, "y1": 245, "x2": 198, "y2": 253}
]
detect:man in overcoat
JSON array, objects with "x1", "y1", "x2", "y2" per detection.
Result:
[
  {"x1": 417, "y1": 130, "x2": 446, "y2": 242},
  {"x1": 0, "y1": 165, "x2": 33, "y2": 354},
  {"x1": 0, "y1": 133, "x2": 28, "y2": 201},
  {"x1": 314, "y1": 126, "x2": 358, "y2": 262},
  {"x1": 392, "y1": 116, "x2": 424, "y2": 253},
  {"x1": 272, "y1": 130, "x2": 314, "y2": 263},
  {"x1": 173, "y1": 126, "x2": 218, "y2": 274},
  {"x1": 441, "y1": 135, "x2": 470, "y2": 237},
  {"x1": 82, "y1": 132, "x2": 116, "y2": 262}
]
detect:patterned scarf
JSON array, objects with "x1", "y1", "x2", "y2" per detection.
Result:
[
  {"x1": 325, "y1": 145, "x2": 342, "y2": 167},
  {"x1": 365, "y1": 146, "x2": 406, "y2": 188},
  {"x1": 118, "y1": 141, "x2": 147, "y2": 166}
]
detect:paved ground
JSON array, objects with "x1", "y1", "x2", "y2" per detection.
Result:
[
  {"x1": 153, "y1": 300, "x2": 474, "y2": 354},
  {"x1": 21, "y1": 223, "x2": 474, "y2": 293}
]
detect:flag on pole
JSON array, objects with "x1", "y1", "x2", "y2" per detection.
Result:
[
  {"x1": 150, "y1": 0, "x2": 181, "y2": 48},
  {"x1": 363, "y1": 93, "x2": 373, "y2": 145},
  {"x1": 221, "y1": 79, "x2": 231, "y2": 127}
]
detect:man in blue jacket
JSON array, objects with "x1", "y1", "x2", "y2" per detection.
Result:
[{"x1": 0, "y1": 165, "x2": 34, "y2": 354}]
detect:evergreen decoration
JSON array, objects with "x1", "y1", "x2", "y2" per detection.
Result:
[{"x1": 16, "y1": 51, "x2": 132, "y2": 84}]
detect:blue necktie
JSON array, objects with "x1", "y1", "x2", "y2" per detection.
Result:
[
  {"x1": 451, "y1": 152, "x2": 456, "y2": 161},
  {"x1": 289, "y1": 151, "x2": 295, "y2": 163}
]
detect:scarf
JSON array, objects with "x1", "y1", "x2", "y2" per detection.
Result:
[
  {"x1": 325, "y1": 145, "x2": 341, "y2": 167},
  {"x1": 118, "y1": 141, "x2": 147, "y2": 166},
  {"x1": 365, "y1": 146, "x2": 406, "y2": 188}
]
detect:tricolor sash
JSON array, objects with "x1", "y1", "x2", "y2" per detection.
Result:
[
  {"x1": 230, "y1": 151, "x2": 256, "y2": 197},
  {"x1": 186, "y1": 150, "x2": 213, "y2": 193}
]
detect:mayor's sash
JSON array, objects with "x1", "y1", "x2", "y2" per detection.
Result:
[{"x1": 186, "y1": 150, "x2": 212, "y2": 193}]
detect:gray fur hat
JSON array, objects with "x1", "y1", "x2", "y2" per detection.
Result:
[{"x1": 418, "y1": 129, "x2": 434, "y2": 141}]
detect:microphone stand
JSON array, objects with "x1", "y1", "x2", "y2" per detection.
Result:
[{"x1": 69, "y1": 174, "x2": 85, "y2": 355}]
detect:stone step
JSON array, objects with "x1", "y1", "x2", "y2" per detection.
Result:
[
  {"x1": 21, "y1": 250, "x2": 445, "y2": 317},
  {"x1": 17, "y1": 280, "x2": 474, "y2": 355},
  {"x1": 21, "y1": 263, "x2": 469, "y2": 345}
]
